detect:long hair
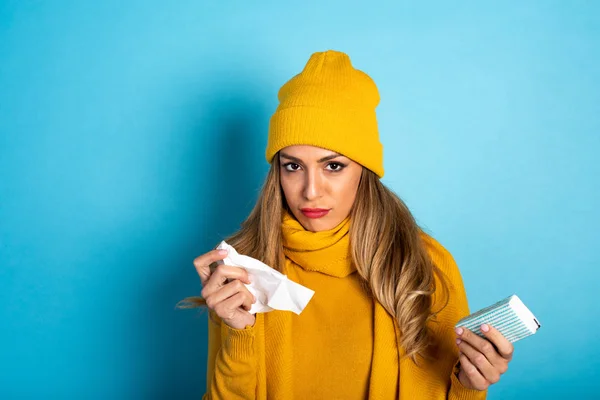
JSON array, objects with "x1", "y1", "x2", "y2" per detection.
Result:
[{"x1": 177, "y1": 153, "x2": 450, "y2": 365}]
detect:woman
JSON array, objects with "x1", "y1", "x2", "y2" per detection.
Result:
[{"x1": 178, "y1": 50, "x2": 514, "y2": 399}]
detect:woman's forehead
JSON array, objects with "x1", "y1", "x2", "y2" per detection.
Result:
[{"x1": 279, "y1": 145, "x2": 346, "y2": 160}]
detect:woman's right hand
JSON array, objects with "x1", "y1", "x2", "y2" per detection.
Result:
[{"x1": 193, "y1": 249, "x2": 256, "y2": 330}]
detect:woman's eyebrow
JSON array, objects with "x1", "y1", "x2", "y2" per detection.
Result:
[{"x1": 279, "y1": 152, "x2": 342, "y2": 163}]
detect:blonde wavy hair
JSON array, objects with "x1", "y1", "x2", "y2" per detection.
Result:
[{"x1": 178, "y1": 152, "x2": 451, "y2": 365}]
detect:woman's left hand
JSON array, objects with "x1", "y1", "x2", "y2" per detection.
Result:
[{"x1": 454, "y1": 324, "x2": 514, "y2": 391}]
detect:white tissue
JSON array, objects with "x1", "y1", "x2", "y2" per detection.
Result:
[{"x1": 214, "y1": 240, "x2": 315, "y2": 315}]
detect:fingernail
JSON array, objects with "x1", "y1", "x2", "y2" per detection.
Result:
[
  {"x1": 218, "y1": 249, "x2": 228, "y2": 255},
  {"x1": 481, "y1": 324, "x2": 490, "y2": 332},
  {"x1": 455, "y1": 327, "x2": 463, "y2": 335},
  {"x1": 456, "y1": 338, "x2": 462, "y2": 345}
]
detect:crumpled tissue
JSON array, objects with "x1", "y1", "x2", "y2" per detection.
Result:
[{"x1": 212, "y1": 240, "x2": 315, "y2": 315}]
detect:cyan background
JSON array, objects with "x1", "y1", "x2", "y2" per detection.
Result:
[{"x1": 1, "y1": 1, "x2": 598, "y2": 398}]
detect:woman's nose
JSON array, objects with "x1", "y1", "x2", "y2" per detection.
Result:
[{"x1": 303, "y1": 169, "x2": 323, "y2": 200}]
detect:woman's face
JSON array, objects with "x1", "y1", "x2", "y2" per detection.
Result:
[{"x1": 279, "y1": 145, "x2": 363, "y2": 232}]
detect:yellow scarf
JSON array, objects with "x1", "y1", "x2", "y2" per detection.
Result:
[
  {"x1": 208, "y1": 211, "x2": 487, "y2": 399},
  {"x1": 253, "y1": 209, "x2": 401, "y2": 398}
]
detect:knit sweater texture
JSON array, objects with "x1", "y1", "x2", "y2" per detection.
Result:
[{"x1": 203, "y1": 211, "x2": 488, "y2": 399}]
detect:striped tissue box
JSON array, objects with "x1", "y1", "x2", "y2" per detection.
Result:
[{"x1": 455, "y1": 294, "x2": 541, "y2": 343}]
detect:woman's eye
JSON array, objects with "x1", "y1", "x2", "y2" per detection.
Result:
[
  {"x1": 327, "y1": 162, "x2": 345, "y2": 171},
  {"x1": 284, "y1": 163, "x2": 300, "y2": 171},
  {"x1": 283, "y1": 162, "x2": 345, "y2": 172}
]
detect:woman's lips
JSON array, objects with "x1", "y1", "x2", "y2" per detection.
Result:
[{"x1": 300, "y1": 209, "x2": 330, "y2": 219}]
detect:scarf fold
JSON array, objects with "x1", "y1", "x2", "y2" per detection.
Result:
[
  {"x1": 281, "y1": 209, "x2": 355, "y2": 277},
  {"x1": 262, "y1": 209, "x2": 401, "y2": 399}
]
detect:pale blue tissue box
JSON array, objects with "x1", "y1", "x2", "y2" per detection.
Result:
[{"x1": 455, "y1": 294, "x2": 541, "y2": 343}]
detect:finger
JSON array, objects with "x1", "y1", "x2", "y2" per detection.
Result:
[
  {"x1": 200, "y1": 265, "x2": 251, "y2": 298},
  {"x1": 457, "y1": 338, "x2": 500, "y2": 384},
  {"x1": 214, "y1": 292, "x2": 254, "y2": 320},
  {"x1": 193, "y1": 249, "x2": 229, "y2": 285},
  {"x1": 204, "y1": 279, "x2": 256, "y2": 310},
  {"x1": 480, "y1": 324, "x2": 514, "y2": 361},
  {"x1": 456, "y1": 327, "x2": 500, "y2": 364},
  {"x1": 458, "y1": 352, "x2": 490, "y2": 390}
]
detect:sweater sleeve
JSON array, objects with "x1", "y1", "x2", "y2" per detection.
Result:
[
  {"x1": 202, "y1": 310, "x2": 257, "y2": 400},
  {"x1": 421, "y1": 233, "x2": 488, "y2": 400},
  {"x1": 445, "y1": 274, "x2": 489, "y2": 400}
]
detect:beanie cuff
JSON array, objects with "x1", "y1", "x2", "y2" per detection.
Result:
[{"x1": 266, "y1": 106, "x2": 384, "y2": 178}]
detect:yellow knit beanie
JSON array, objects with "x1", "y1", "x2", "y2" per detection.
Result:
[{"x1": 265, "y1": 50, "x2": 384, "y2": 178}]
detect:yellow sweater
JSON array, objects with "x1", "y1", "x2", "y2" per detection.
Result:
[{"x1": 203, "y1": 224, "x2": 487, "y2": 399}]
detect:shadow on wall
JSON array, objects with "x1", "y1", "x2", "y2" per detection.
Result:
[{"x1": 133, "y1": 82, "x2": 271, "y2": 398}]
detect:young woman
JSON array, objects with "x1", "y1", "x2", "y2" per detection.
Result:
[{"x1": 179, "y1": 50, "x2": 514, "y2": 399}]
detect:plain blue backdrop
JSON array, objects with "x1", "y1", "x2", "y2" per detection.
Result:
[{"x1": 1, "y1": 1, "x2": 598, "y2": 398}]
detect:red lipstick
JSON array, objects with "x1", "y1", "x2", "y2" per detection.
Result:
[{"x1": 300, "y1": 208, "x2": 330, "y2": 219}]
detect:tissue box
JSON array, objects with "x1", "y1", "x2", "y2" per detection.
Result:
[{"x1": 455, "y1": 294, "x2": 541, "y2": 343}]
